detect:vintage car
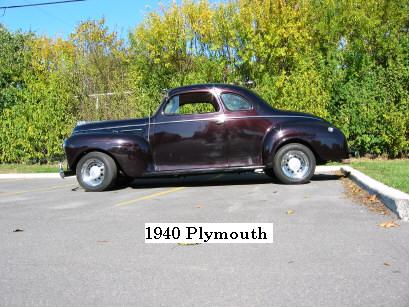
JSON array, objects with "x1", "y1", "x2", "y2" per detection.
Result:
[{"x1": 60, "y1": 84, "x2": 348, "y2": 191}]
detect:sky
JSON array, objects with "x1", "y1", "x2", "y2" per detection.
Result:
[{"x1": 0, "y1": 0, "x2": 161, "y2": 39}]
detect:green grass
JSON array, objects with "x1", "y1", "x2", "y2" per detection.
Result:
[
  {"x1": 350, "y1": 160, "x2": 409, "y2": 194},
  {"x1": 0, "y1": 163, "x2": 60, "y2": 173}
]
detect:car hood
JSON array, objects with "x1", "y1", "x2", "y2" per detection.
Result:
[{"x1": 72, "y1": 117, "x2": 149, "y2": 134}]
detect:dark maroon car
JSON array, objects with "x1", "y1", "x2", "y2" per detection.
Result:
[{"x1": 60, "y1": 84, "x2": 348, "y2": 191}]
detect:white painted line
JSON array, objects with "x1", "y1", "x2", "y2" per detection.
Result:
[{"x1": 0, "y1": 173, "x2": 61, "y2": 179}]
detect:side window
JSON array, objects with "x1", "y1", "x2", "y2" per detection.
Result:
[
  {"x1": 164, "y1": 91, "x2": 219, "y2": 115},
  {"x1": 221, "y1": 93, "x2": 252, "y2": 111}
]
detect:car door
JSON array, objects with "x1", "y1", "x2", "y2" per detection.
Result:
[
  {"x1": 150, "y1": 90, "x2": 228, "y2": 172},
  {"x1": 221, "y1": 92, "x2": 268, "y2": 167}
]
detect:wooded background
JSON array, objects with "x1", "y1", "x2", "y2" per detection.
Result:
[{"x1": 0, "y1": 0, "x2": 408, "y2": 163}]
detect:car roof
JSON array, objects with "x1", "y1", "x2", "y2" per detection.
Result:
[{"x1": 167, "y1": 83, "x2": 251, "y2": 96}]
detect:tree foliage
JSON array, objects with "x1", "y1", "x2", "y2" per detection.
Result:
[{"x1": 0, "y1": 0, "x2": 408, "y2": 163}]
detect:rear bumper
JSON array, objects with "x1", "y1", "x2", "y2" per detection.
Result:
[{"x1": 59, "y1": 162, "x2": 75, "y2": 179}]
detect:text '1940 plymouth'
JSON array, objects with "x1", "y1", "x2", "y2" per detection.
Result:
[{"x1": 60, "y1": 84, "x2": 349, "y2": 191}]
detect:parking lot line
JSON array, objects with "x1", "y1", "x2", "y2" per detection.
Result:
[
  {"x1": 114, "y1": 174, "x2": 224, "y2": 208},
  {"x1": 114, "y1": 186, "x2": 186, "y2": 207},
  {"x1": 0, "y1": 183, "x2": 77, "y2": 197}
]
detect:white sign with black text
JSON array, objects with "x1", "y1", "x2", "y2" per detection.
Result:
[{"x1": 145, "y1": 223, "x2": 274, "y2": 243}]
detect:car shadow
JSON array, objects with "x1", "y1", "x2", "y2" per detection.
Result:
[
  {"x1": 311, "y1": 174, "x2": 344, "y2": 181},
  {"x1": 113, "y1": 172, "x2": 343, "y2": 191}
]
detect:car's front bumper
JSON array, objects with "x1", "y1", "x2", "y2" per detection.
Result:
[{"x1": 59, "y1": 162, "x2": 75, "y2": 179}]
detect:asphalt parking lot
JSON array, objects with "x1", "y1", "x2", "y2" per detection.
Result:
[{"x1": 1, "y1": 173, "x2": 408, "y2": 306}]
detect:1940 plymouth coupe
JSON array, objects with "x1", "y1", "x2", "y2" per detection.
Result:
[{"x1": 60, "y1": 84, "x2": 348, "y2": 191}]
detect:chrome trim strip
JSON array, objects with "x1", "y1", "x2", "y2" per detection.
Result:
[
  {"x1": 152, "y1": 115, "x2": 320, "y2": 125},
  {"x1": 80, "y1": 115, "x2": 320, "y2": 131},
  {"x1": 120, "y1": 128, "x2": 143, "y2": 132},
  {"x1": 145, "y1": 165, "x2": 266, "y2": 176},
  {"x1": 80, "y1": 123, "x2": 148, "y2": 131},
  {"x1": 154, "y1": 117, "x2": 216, "y2": 125},
  {"x1": 228, "y1": 115, "x2": 320, "y2": 120}
]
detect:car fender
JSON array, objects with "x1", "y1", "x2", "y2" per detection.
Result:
[
  {"x1": 262, "y1": 121, "x2": 347, "y2": 167},
  {"x1": 64, "y1": 133, "x2": 152, "y2": 177}
]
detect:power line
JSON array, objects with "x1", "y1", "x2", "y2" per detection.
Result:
[
  {"x1": 22, "y1": 0, "x2": 72, "y2": 27},
  {"x1": 0, "y1": 0, "x2": 86, "y2": 10}
]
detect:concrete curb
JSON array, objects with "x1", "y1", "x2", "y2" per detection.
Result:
[
  {"x1": 0, "y1": 173, "x2": 60, "y2": 179},
  {"x1": 315, "y1": 165, "x2": 342, "y2": 174},
  {"x1": 340, "y1": 166, "x2": 409, "y2": 221},
  {"x1": 315, "y1": 165, "x2": 409, "y2": 221}
]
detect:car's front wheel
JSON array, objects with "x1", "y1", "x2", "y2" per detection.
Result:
[
  {"x1": 272, "y1": 143, "x2": 316, "y2": 184},
  {"x1": 76, "y1": 152, "x2": 117, "y2": 191}
]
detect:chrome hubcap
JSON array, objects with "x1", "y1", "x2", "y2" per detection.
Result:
[
  {"x1": 280, "y1": 150, "x2": 310, "y2": 179},
  {"x1": 81, "y1": 158, "x2": 105, "y2": 187}
]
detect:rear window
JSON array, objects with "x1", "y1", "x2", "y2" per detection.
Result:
[{"x1": 221, "y1": 93, "x2": 252, "y2": 111}]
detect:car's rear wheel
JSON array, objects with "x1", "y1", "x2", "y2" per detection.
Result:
[
  {"x1": 272, "y1": 143, "x2": 316, "y2": 184},
  {"x1": 76, "y1": 152, "x2": 117, "y2": 191}
]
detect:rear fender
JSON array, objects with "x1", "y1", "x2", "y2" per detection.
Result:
[
  {"x1": 262, "y1": 122, "x2": 349, "y2": 166},
  {"x1": 262, "y1": 124, "x2": 320, "y2": 167}
]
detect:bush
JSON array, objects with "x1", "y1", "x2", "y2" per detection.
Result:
[
  {"x1": 332, "y1": 65, "x2": 409, "y2": 157},
  {"x1": 0, "y1": 0, "x2": 408, "y2": 162}
]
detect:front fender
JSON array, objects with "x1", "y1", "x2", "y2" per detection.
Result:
[
  {"x1": 262, "y1": 122, "x2": 348, "y2": 167},
  {"x1": 64, "y1": 133, "x2": 152, "y2": 177}
]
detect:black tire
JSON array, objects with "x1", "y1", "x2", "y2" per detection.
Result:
[
  {"x1": 76, "y1": 152, "x2": 117, "y2": 192},
  {"x1": 117, "y1": 172, "x2": 135, "y2": 187},
  {"x1": 272, "y1": 143, "x2": 316, "y2": 184},
  {"x1": 264, "y1": 168, "x2": 276, "y2": 179}
]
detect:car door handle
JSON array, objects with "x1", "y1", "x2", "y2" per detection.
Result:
[{"x1": 214, "y1": 115, "x2": 225, "y2": 125}]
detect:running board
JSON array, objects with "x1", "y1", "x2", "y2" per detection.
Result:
[{"x1": 142, "y1": 166, "x2": 266, "y2": 178}]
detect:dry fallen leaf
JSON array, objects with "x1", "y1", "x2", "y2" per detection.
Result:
[
  {"x1": 378, "y1": 220, "x2": 399, "y2": 228},
  {"x1": 342, "y1": 177, "x2": 392, "y2": 217},
  {"x1": 286, "y1": 210, "x2": 295, "y2": 215},
  {"x1": 368, "y1": 194, "x2": 377, "y2": 202}
]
